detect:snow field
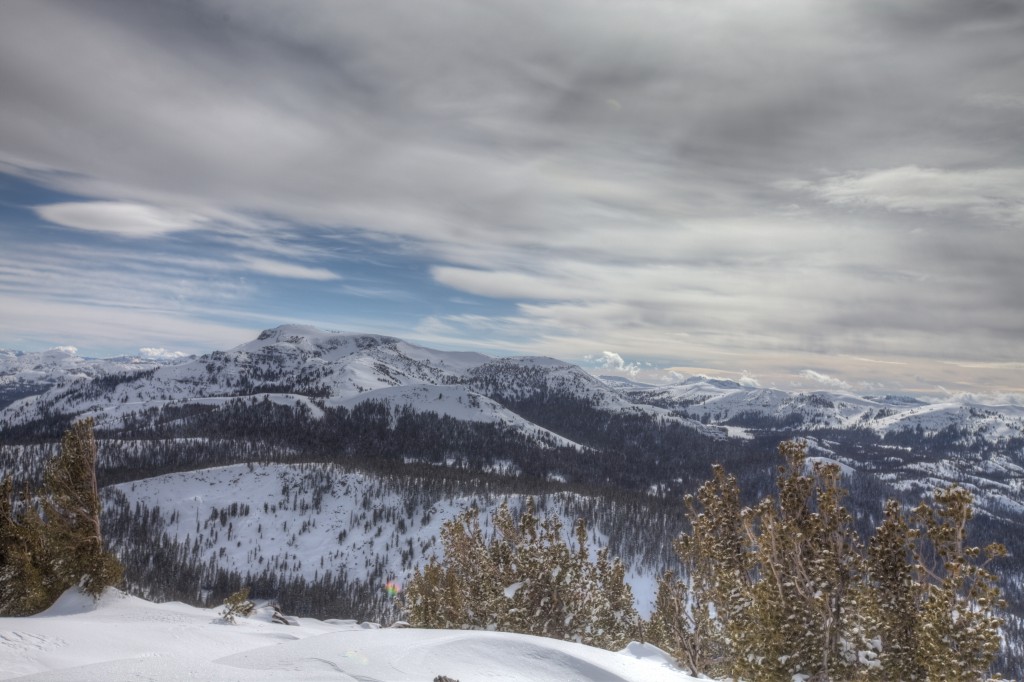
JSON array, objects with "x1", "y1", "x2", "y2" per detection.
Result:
[{"x1": 0, "y1": 587, "x2": 697, "y2": 682}]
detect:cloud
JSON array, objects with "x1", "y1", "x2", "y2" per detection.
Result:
[
  {"x1": 943, "y1": 361, "x2": 1024, "y2": 371},
  {"x1": 1, "y1": 0, "x2": 1023, "y2": 394},
  {"x1": 48, "y1": 345, "x2": 78, "y2": 354},
  {"x1": 139, "y1": 347, "x2": 189, "y2": 360},
  {"x1": 799, "y1": 370, "x2": 852, "y2": 391},
  {"x1": 738, "y1": 372, "x2": 760, "y2": 388},
  {"x1": 970, "y1": 93, "x2": 1024, "y2": 111},
  {"x1": 35, "y1": 202, "x2": 207, "y2": 237},
  {"x1": 238, "y1": 256, "x2": 340, "y2": 281},
  {"x1": 806, "y1": 166, "x2": 1024, "y2": 225},
  {"x1": 0, "y1": 292, "x2": 255, "y2": 358},
  {"x1": 587, "y1": 350, "x2": 646, "y2": 378}
]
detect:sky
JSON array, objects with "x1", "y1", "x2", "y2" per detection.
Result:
[{"x1": 1, "y1": 0, "x2": 1022, "y2": 396}]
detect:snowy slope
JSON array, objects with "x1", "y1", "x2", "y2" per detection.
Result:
[
  {"x1": 0, "y1": 587, "x2": 695, "y2": 682},
  {"x1": 105, "y1": 463, "x2": 667, "y2": 614},
  {"x1": 329, "y1": 384, "x2": 583, "y2": 449}
]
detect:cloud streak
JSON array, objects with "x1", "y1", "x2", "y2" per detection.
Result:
[
  {"x1": 35, "y1": 201, "x2": 207, "y2": 237},
  {"x1": 238, "y1": 256, "x2": 340, "y2": 282},
  {"x1": 806, "y1": 166, "x2": 1024, "y2": 225}
]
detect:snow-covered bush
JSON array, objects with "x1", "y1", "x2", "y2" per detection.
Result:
[{"x1": 221, "y1": 587, "x2": 255, "y2": 624}]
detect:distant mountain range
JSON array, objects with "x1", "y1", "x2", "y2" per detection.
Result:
[
  {"x1": 4, "y1": 324, "x2": 1024, "y2": 515},
  {"x1": 5, "y1": 323, "x2": 1021, "y2": 443}
]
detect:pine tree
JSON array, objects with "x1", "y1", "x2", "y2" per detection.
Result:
[
  {"x1": 647, "y1": 569, "x2": 722, "y2": 677},
  {"x1": 668, "y1": 440, "x2": 1006, "y2": 681},
  {"x1": 0, "y1": 478, "x2": 51, "y2": 615},
  {"x1": 743, "y1": 441, "x2": 866, "y2": 680},
  {"x1": 911, "y1": 486, "x2": 1005, "y2": 681},
  {"x1": 0, "y1": 420, "x2": 122, "y2": 616},
  {"x1": 672, "y1": 463, "x2": 752, "y2": 677},
  {"x1": 868, "y1": 499, "x2": 923, "y2": 680},
  {"x1": 406, "y1": 499, "x2": 639, "y2": 649},
  {"x1": 405, "y1": 557, "x2": 464, "y2": 628},
  {"x1": 41, "y1": 418, "x2": 122, "y2": 598}
]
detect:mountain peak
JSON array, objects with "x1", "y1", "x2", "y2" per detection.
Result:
[
  {"x1": 256, "y1": 324, "x2": 334, "y2": 342},
  {"x1": 252, "y1": 325, "x2": 400, "y2": 350}
]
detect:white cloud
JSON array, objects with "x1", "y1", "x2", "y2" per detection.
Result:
[
  {"x1": 48, "y1": 345, "x2": 78, "y2": 354},
  {"x1": 969, "y1": 93, "x2": 1024, "y2": 111},
  {"x1": 738, "y1": 372, "x2": 760, "y2": 388},
  {"x1": 799, "y1": 369, "x2": 851, "y2": 391},
  {"x1": 238, "y1": 257, "x2": 341, "y2": 281},
  {"x1": 942, "y1": 360, "x2": 1024, "y2": 371},
  {"x1": 600, "y1": 351, "x2": 628, "y2": 370},
  {"x1": 35, "y1": 202, "x2": 207, "y2": 237},
  {"x1": 139, "y1": 347, "x2": 189, "y2": 360},
  {"x1": 583, "y1": 350, "x2": 646, "y2": 378},
  {"x1": 0, "y1": 293, "x2": 255, "y2": 358}
]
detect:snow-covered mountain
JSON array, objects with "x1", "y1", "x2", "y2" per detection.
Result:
[
  {"x1": 627, "y1": 375, "x2": 1024, "y2": 445},
  {"x1": 4, "y1": 326, "x2": 1022, "y2": 450},
  {"x1": 0, "y1": 325, "x2": 715, "y2": 444},
  {"x1": 0, "y1": 347, "x2": 180, "y2": 410},
  {"x1": 1, "y1": 326, "x2": 488, "y2": 425},
  {"x1": 4, "y1": 325, "x2": 1023, "y2": 515}
]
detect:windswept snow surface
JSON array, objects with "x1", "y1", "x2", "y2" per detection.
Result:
[{"x1": 0, "y1": 588, "x2": 696, "y2": 682}]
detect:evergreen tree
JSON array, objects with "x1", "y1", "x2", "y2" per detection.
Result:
[
  {"x1": 666, "y1": 440, "x2": 1005, "y2": 681},
  {"x1": 0, "y1": 478, "x2": 51, "y2": 615},
  {"x1": 0, "y1": 419, "x2": 122, "y2": 616},
  {"x1": 646, "y1": 569, "x2": 722, "y2": 677},
  {"x1": 911, "y1": 486, "x2": 1005, "y2": 681},
  {"x1": 670, "y1": 463, "x2": 751, "y2": 677},
  {"x1": 868, "y1": 499, "x2": 924, "y2": 680},
  {"x1": 406, "y1": 499, "x2": 639, "y2": 649},
  {"x1": 41, "y1": 418, "x2": 122, "y2": 598}
]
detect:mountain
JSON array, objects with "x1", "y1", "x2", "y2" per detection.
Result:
[
  {"x1": 3, "y1": 325, "x2": 1023, "y2": 515},
  {"x1": 7, "y1": 326, "x2": 1020, "y2": 456},
  {"x1": 0, "y1": 346, "x2": 182, "y2": 410},
  {"x1": 627, "y1": 375, "x2": 1024, "y2": 442},
  {"x1": 0, "y1": 324, "x2": 718, "y2": 449}
]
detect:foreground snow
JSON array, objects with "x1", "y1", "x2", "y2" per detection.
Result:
[{"x1": 0, "y1": 588, "x2": 697, "y2": 682}]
